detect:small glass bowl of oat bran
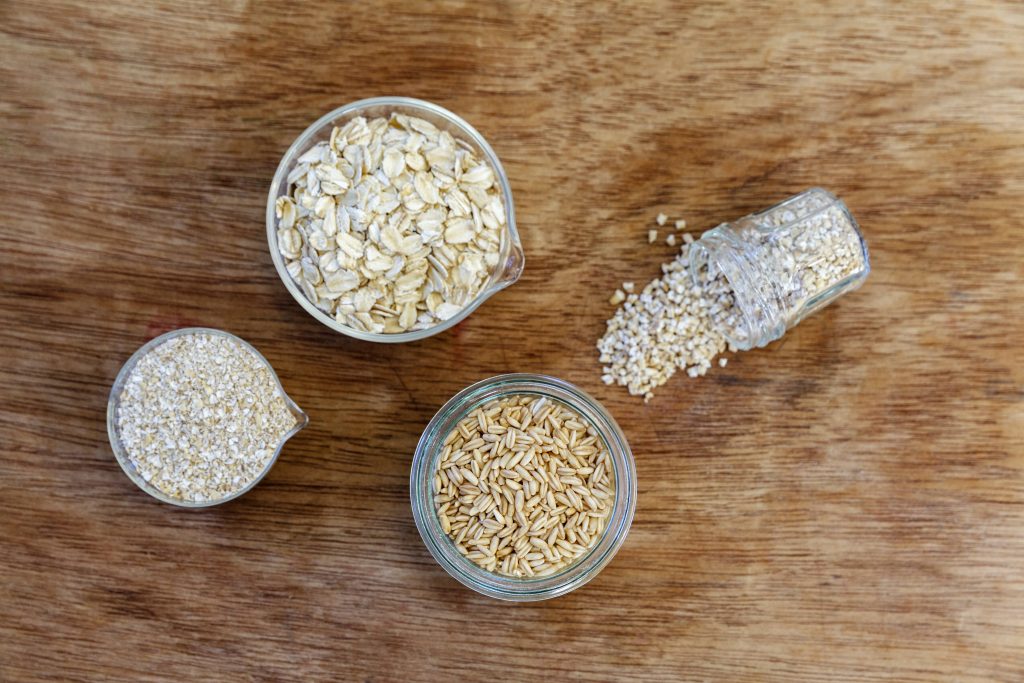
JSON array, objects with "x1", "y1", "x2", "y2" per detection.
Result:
[
  {"x1": 107, "y1": 328, "x2": 307, "y2": 507},
  {"x1": 267, "y1": 97, "x2": 524, "y2": 342},
  {"x1": 410, "y1": 374, "x2": 636, "y2": 600}
]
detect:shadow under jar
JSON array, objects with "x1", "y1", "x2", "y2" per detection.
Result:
[
  {"x1": 267, "y1": 97, "x2": 525, "y2": 343},
  {"x1": 411, "y1": 374, "x2": 636, "y2": 601}
]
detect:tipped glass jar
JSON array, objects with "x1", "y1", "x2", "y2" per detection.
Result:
[
  {"x1": 410, "y1": 375, "x2": 636, "y2": 601},
  {"x1": 689, "y1": 188, "x2": 870, "y2": 350}
]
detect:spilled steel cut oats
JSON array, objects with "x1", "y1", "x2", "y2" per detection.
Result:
[{"x1": 598, "y1": 238, "x2": 736, "y2": 402}]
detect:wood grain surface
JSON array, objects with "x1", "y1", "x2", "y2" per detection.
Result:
[{"x1": 2, "y1": 1, "x2": 1023, "y2": 681}]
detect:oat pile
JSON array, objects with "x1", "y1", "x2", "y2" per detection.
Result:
[
  {"x1": 276, "y1": 113, "x2": 505, "y2": 334},
  {"x1": 116, "y1": 333, "x2": 297, "y2": 503},
  {"x1": 433, "y1": 395, "x2": 615, "y2": 578},
  {"x1": 598, "y1": 240, "x2": 737, "y2": 401}
]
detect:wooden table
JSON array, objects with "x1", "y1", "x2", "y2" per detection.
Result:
[{"x1": 3, "y1": 1, "x2": 1023, "y2": 680}]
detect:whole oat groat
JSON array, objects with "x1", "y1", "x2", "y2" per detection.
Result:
[
  {"x1": 115, "y1": 332, "x2": 298, "y2": 503},
  {"x1": 433, "y1": 395, "x2": 615, "y2": 578},
  {"x1": 275, "y1": 113, "x2": 505, "y2": 334}
]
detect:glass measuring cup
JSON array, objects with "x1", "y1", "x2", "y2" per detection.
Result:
[
  {"x1": 267, "y1": 97, "x2": 525, "y2": 343},
  {"x1": 107, "y1": 328, "x2": 308, "y2": 507}
]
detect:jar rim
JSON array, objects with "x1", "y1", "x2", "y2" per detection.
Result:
[
  {"x1": 410, "y1": 374, "x2": 636, "y2": 601},
  {"x1": 689, "y1": 229, "x2": 785, "y2": 350}
]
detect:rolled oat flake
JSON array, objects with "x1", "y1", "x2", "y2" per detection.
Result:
[{"x1": 689, "y1": 188, "x2": 870, "y2": 350}]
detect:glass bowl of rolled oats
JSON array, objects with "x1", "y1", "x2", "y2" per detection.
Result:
[
  {"x1": 107, "y1": 328, "x2": 307, "y2": 507},
  {"x1": 410, "y1": 374, "x2": 636, "y2": 601},
  {"x1": 267, "y1": 97, "x2": 524, "y2": 342}
]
